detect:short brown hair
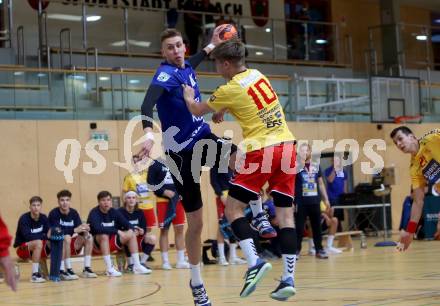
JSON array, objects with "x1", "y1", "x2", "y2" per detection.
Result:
[
  {"x1": 97, "y1": 190, "x2": 112, "y2": 201},
  {"x1": 160, "y1": 28, "x2": 182, "y2": 43},
  {"x1": 57, "y1": 189, "x2": 72, "y2": 199},
  {"x1": 390, "y1": 126, "x2": 414, "y2": 139},
  {"x1": 29, "y1": 196, "x2": 43, "y2": 205},
  {"x1": 210, "y1": 38, "x2": 245, "y2": 66}
]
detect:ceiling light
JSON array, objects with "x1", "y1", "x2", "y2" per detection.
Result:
[
  {"x1": 110, "y1": 40, "x2": 151, "y2": 48},
  {"x1": 316, "y1": 39, "x2": 328, "y2": 44},
  {"x1": 129, "y1": 79, "x2": 140, "y2": 84},
  {"x1": 86, "y1": 15, "x2": 101, "y2": 22},
  {"x1": 265, "y1": 28, "x2": 271, "y2": 33},
  {"x1": 47, "y1": 14, "x2": 82, "y2": 22},
  {"x1": 71, "y1": 75, "x2": 85, "y2": 80},
  {"x1": 14, "y1": 71, "x2": 24, "y2": 76},
  {"x1": 37, "y1": 73, "x2": 46, "y2": 77},
  {"x1": 99, "y1": 76, "x2": 110, "y2": 81},
  {"x1": 416, "y1": 35, "x2": 427, "y2": 41},
  {"x1": 255, "y1": 51, "x2": 264, "y2": 56}
]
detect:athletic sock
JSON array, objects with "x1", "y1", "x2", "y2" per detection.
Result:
[
  {"x1": 140, "y1": 254, "x2": 149, "y2": 264},
  {"x1": 65, "y1": 258, "x2": 72, "y2": 270},
  {"x1": 60, "y1": 261, "x2": 65, "y2": 271},
  {"x1": 84, "y1": 255, "x2": 92, "y2": 268},
  {"x1": 177, "y1": 249, "x2": 185, "y2": 263},
  {"x1": 218, "y1": 243, "x2": 226, "y2": 259},
  {"x1": 190, "y1": 263, "x2": 203, "y2": 286},
  {"x1": 249, "y1": 197, "x2": 263, "y2": 217},
  {"x1": 161, "y1": 251, "x2": 169, "y2": 264},
  {"x1": 229, "y1": 243, "x2": 237, "y2": 259},
  {"x1": 327, "y1": 235, "x2": 335, "y2": 248},
  {"x1": 32, "y1": 263, "x2": 39, "y2": 274},
  {"x1": 103, "y1": 255, "x2": 112, "y2": 271},
  {"x1": 131, "y1": 253, "x2": 141, "y2": 267}
]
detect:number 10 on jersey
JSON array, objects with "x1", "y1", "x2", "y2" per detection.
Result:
[{"x1": 247, "y1": 78, "x2": 277, "y2": 110}]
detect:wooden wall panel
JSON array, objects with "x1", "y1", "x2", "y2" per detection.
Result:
[
  {"x1": 2, "y1": 120, "x2": 439, "y2": 247},
  {"x1": 0, "y1": 121, "x2": 40, "y2": 248}
]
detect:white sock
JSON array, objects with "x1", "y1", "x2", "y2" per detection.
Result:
[
  {"x1": 65, "y1": 258, "x2": 72, "y2": 270},
  {"x1": 308, "y1": 238, "x2": 315, "y2": 250},
  {"x1": 103, "y1": 255, "x2": 112, "y2": 271},
  {"x1": 177, "y1": 250, "x2": 185, "y2": 263},
  {"x1": 127, "y1": 257, "x2": 134, "y2": 265},
  {"x1": 327, "y1": 235, "x2": 335, "y2": 248},
  {"x1": 84, "y1": 255, "x2": 91, "y2": 268},
  {"x1": 140, "y1": 253, "x2": 149, "y2": 264},
  {"x1": 32, "y1": 263, "x2": 39, "y2": 274},
  {"x1": 161, "y1": 251, "x2": 169, "y2": 264},
  {"x1": 131, "y1": 253, "x2": 141, "y2": 267},
  {"x1": 190, "y1": 263, "x2": 203, "y2": 286},
  {"x1": 229, "y1": 243, "x2": 237, "y2": 259},
  {"x1": 239, "y1": 238, "x2": 259, "y2": 267},
  {"x1": 281, "y1": 254, "x2": 296, "y2": 282},
  {"x1": 218, "y1": 243, "x2": 226, "y2": 259},
  {"x1": 249, "y1": 197, "x2": 263, "y2": 217},
  {"x1": 60, "y1": 261, "x2": 65, "y2": 271}
]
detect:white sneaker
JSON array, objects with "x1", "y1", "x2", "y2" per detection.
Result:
[
  {"x1": 218, "y1": 257, "x2": 229, "y2": 266},
  {"x1": 31, "y1": 272, "x2": 46, "y2": 283},
  {"x1": 230, "y1": 257, "x2": 246, "y2": 265},
  {"x1": 162, "y1": 262, "x2": 172, "y2": 270},
  {"x1": 175, "y1": 261, "x2": 190, "y2": 269},
  {"x1": 308, "y1": 247, "x2": 316, "y2": 256},
  {"x1": 105, "y1": 266, "x2": 122, "y2": 277},
  {"x1": 133, "y1": 264, "x2": 152, "y2": 275},
  {"x1": 326, "y1": 246, "x2": 343, "y2": 254}
]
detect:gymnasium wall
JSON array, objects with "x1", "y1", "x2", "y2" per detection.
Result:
[
  {"x1": 0, "y1": 120, "x2": 436, "y2": 253},
  {"x1": 331, "y1": 0, "x2": 433, "y2": 71}
]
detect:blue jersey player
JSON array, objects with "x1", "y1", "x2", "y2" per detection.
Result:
[{"x1": 139, "y1": 28, "x2": 231, "y2": 306}]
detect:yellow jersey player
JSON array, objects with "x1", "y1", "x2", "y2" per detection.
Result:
[
  {"x1": 182, "y1": 38, "x2": 298, "y2": 301},
  {"x1": 122, "y1": 155, "x2": 156, "y2": 229},
  {"x1": 391, "y1": 126, "x2": 440, "y2": 250}
]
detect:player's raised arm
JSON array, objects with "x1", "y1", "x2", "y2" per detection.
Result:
[{"x1": 182, "y1": 84, "x2": 215, "y2": 116}]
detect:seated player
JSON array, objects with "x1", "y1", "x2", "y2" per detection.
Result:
[
  {"x1": 118, "y1": 191, "x2": 154, "y2": 273},
  {"x1": 13, "y1": 196, "x2": 50, "y2": 283},
  {"x1": 87, "y1": 190, "x2": 151, "y2": 276},
  {"x1": 122, "y1": 155, "x2": 157, "y2": 256},
  {"x1": 307, "y1": 202, "x2": 342, "y2": 255},
  {"x1": 391, "y1": 127, "x2": 440, "y2": 250},
  {"x1": 48, "y1": 190, "x2": 97, "y2": 280},
  {"x1": 147, "y1": 158, "x2": 189, "y2": 270}
]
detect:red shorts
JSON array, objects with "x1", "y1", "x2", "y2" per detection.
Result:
[
  {"x1": 142, "y1": 208, "x2": 157, "y2": 228},
  {"x1": 92, "y1": 234, "x2": 122, "y2": 255},
  {"x1": 16, "y1": 240, "x2": 49, "y2": 260},
  {"x1": 232, "y1": 142, "x2": 296, "y2": 199},
  {"x1": 216, "y1": 197, "x2": 225, "y2": 220},
  {"x1": 157, "y1": 200, "x2": 186, "y2": 229}
]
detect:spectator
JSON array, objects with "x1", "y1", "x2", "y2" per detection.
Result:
[
  {"x1": 294, "y1": 143, "x2": 330, "y2": 259},
  {"x1": 324, "y1": 154, "x2": 348, "y2": 230}
]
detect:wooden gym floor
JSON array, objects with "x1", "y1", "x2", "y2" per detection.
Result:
[{"x1": 1, "y1": 235, "x2": 440, "y2": 306}]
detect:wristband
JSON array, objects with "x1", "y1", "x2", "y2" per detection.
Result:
[
  {"x1": 407, "y1": 221, "x2": 418, "y2": 234},
  {"x1": 145, "y1": 132, "x2": 154, "y2": 142},
  {"x1": 205, "y1": 43, "x2": 215, "y2": 53}
]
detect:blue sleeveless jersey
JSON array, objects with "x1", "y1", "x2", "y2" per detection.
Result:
[{"x1": 151, "y1": 61, "x2": 211, "y2": 152}]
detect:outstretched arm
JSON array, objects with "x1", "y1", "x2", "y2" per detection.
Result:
[{"x1": 182, "y1": 84, "x2": 215, "y2": 116}]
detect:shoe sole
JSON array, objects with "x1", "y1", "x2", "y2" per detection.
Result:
[
  {"x1": 240, "y1": 262, "x2": 272, "y2": 298},
  {"x1": 270, "y1": 287, "x2": 296, "y2": 301}
]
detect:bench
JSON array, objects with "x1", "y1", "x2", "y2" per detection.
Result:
[{"x1": 322, "y1": 231, "x2": 364, "y2": 250}]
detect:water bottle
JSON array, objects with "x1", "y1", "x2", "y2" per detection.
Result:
[{"x1": 360, "y1": 233, "x2": 367, "y2": 249}]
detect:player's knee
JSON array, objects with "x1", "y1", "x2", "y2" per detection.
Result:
[
  {"x1": 63, "y1": 235, "x2": 72, "y2": 244},
  {"x1": 145, "y1": 233, "x2": 156, "y2": 245},
  {"x1": 187, "y1": 218, "x2": 203, "y2": 234},
  {"x1": 32, "y1": 240, "x2": 43, "y2": 249},
  {"x1": 96, "y1": 234, "x2": 108, "y2": 242}
]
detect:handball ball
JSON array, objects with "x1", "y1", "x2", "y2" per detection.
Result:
[{"x1": 217, "y1": 24, "x2": 238, "y2": 41}]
